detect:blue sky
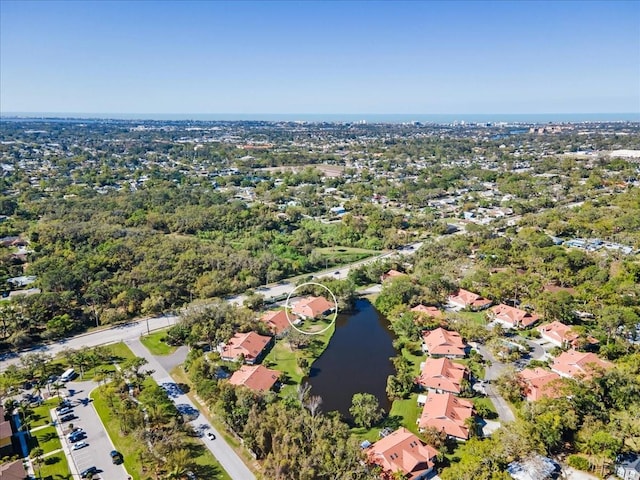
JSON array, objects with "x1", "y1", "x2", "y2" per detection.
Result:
[{"x1": 1, "y1": 0, "x2": 639, "y2": 115}]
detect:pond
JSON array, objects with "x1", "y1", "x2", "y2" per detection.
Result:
[{"x1": 306, "y1": 298, "x2": 396, "y2": 419}]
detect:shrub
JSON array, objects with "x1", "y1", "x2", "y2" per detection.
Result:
[{"x1": 567, "y1": 454, "x2": 590, "y2": 471}]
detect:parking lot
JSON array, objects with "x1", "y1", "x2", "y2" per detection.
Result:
[{"x1": 54, "y1": 380, "x2": 130, "y2": 480}]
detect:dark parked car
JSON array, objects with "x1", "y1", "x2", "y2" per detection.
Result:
[
  {"x1": 60, "y1": 414, "x2": 75, "y2": 422},
  {"x1": 80, "y1": 466, "x2": 98, "y2": 478},
  {"x1": 69, "y1": 432, "x2": 86, "y2": 442},
  {"x1": 110, "y1": 450, "x2": 123, "y2": 465}
]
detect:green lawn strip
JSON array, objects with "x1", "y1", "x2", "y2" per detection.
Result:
[
  {"x1": 388, "y1": 393, "x2": 422, "y2": 436},
  {"x1": 30, "y1": 425, "x2": 62, "y2": 454},
  {"x1": 37, "y1": 450, "x2": 71, "y2": 480},
  {"x1": 28, "y1": 398, "x2": 59, "y2": 428},
  {"x1": 189, "y1": 438, "x2": 233, "y2": 480},
  {"x1": 139, "y1": 329, "x2": 177, "y2": 356},
  {"x1": 91, "y1": 385, "x2": 147, "y2": 480}
]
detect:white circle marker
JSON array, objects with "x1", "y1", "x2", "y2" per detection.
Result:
[{"x1": 284, "y1": 282, "x2": 339, "y2": 336}]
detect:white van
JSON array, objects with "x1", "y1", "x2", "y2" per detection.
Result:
[{"x1": 60, "y1": 368, "x2": 76, "y2": 382}]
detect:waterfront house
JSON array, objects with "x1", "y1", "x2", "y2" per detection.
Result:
[
  {"x1": 417, "y1": 392, "x2": 474, "y2": 440},
  {"x1": 260, "y1": 309, "x2": 291, "y2": 337},
  {"x1": 367, "y1": 427, "x2": 438, "y2": 480},
  {"x1": 421, "y1": 327, "x2": 467, "y2": 358},
  {"x1": 411, "y1": 304, "x2": 443, "y2": 319},
  {"x1": 291, "y1": 296, "x2": 334, "y2": 320},
  {"x1": 416, "y1": 357, "x2": 469, "y2": 395},
  {"x1": 228, "y1": 365, "x2": 280, "y2": 392},
  {"x1": 220, "y1": 332, "x2": 273, "y2": 364}
]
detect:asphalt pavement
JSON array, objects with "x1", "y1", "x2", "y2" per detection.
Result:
[
  {"x1": 125, "y1": 339, "x2": 255, "y2": 480},
  {"x1": 54, "y1": 380, "x2": 130, "y2": 480},
  {"x1": 0, "y1": 315, "x2": 178, "y2": 372},
  {"x1": 474, "y1": 343, "x2": 516, "y2": 423}
]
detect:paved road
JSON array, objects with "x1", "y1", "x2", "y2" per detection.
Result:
[
  {"x1": 126, "y1": 339, "x2": 255, "y2": 480},
  {"x1": 54, "y1": 380, "x2": 130, "y2": 480},
  {"x1": 474, "y1": 344, "x2": 516, "y2": 423},
  {"x1": 229, "y1": 242, "x2": 424, "y2": 305},
  {"x1": 0, "y1": 315, "x2": 178, "y2": 372}
]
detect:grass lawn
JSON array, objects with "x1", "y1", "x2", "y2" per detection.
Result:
[
  {"x1": 140, "y1": 328, "x2": 177, "y2": 356},
  {"x1": 458, "y1": 311, "x2": 488, "y2": 325},
  {"x1": 91, "y1": 384, "x2": 149, "y2": 480},
  {"x1": 388, "y1": 394, "x2": 422, "y2": 436},
  {"x1": 92, "y1": 376, "x2": 233, "y2": 480},
  {"x1": 37, "y1": 451, "x2": 71, "y2": 480},
  {"x1": 472, "y1": 396, "x2": 498, "y2": 420},
  {"x1": 28, "y1": 398, "x2": 59, "y2": 428},
  {"x1": 401, "y1": 346, "x2": 425, "y2": 376},
  {"x1": 30, "y1": 425, "x2": 62, "y2": 454},
  {"x1": 83, "y1": 341, "x2": 137, "y2": 379}
]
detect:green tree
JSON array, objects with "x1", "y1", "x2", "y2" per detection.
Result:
[{"x1": 349, "y1": 393, "x2": 384, "y2": 429}]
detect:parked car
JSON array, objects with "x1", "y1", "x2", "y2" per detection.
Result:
[
  {"x1": 80, "y1": 466, "x2": 98, "y2": 478},
  {"x1": 110, "y1": 450, "x2": 123, "y2": 465},
  {"x1": 60, "y1": 414, "x2": 75, "y2": 422},
  {"x1": 72, "y1": 441, "x2": 88, "y2": 450},
  {"x1": 57, "y1": 407, "x2": 73, "y2": 415},
  {"x1": 55, "y1": 402, "x2": 71, "y2": 412},
  {"x1": 206, "y1": 431, "x2": 216, "y2": 440},
  {"x1": 69, "y1": 433, "x2": 86, "y2": 443}
]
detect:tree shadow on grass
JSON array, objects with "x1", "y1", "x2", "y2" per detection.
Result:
[{"x1": 44, "y1": 455, "x2": 61, "y2": 465}]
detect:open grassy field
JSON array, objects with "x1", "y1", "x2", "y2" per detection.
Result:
[
  {"x1": 313, "y1": 246, "x2": 381, "y2": 265},
  {"x1": 139, "y1": 328, "x2": 177, "y2": 356}
]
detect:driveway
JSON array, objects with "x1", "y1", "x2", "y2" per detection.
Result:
[
  {"x1": 474, "y1": 344, "x2": 516, "y2": 423},
  {"x1": 125, "y1": 339, "x2": 255, "y2": 480},
  {"x1": 54, "y1": 380, "x2": 130, "y2": 480}
]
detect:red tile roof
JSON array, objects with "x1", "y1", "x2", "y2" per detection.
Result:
[
  {"x1": 228, "y1": 365, "x2": 280, "y2": 392},
  {"x1": 422, "y1": 328, "x2": 467, "y2": 357},
  {"x1": 291, "y1": 296, "x2": 334, "y2": 319},
  {"x1": 418, "y1": 392, "x2": 474, "y2": 440},
  {"x1": 221, "y1": 331, "x2": 271, "y2": 363},
  {"x1": 448, "y1": 289, "x2": 492, "y2": 310},
  {"x1": 490, "y1": 304, "x2": 540, "y2": 328},
  {"x1": 367, "y1": 427, "x2": 438, "y2": 480},
  {"x1": 519, "y1": 367, "x2": 563, "y2": 401},
  {"x1": 381, "y1": 269, "x2": 406, "y2": 282},
  {"x1": 260, "y1": 310, "x2": 291, "y2": 335},
  {"x1": 411, "y1": 305, "x2": 443, "y2": 318},
  {"x1": 551, "y1": 350, "x2": 613, "y2": 380},
  {"x1": 416, "y1": 358, "x2": 469, "y2": 394}
]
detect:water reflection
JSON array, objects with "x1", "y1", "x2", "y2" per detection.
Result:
[{"x1": 306, "y1": 299, "x2": 396, "y2": 419}]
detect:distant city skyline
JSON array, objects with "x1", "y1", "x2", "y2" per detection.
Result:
[{"x1": 1, "y1": 1, "x2": 639, "y2": 115}]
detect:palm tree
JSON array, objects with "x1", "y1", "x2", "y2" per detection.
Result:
[{"x1": 31, "y1": 446, "x2": 44, "y2": 479}]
